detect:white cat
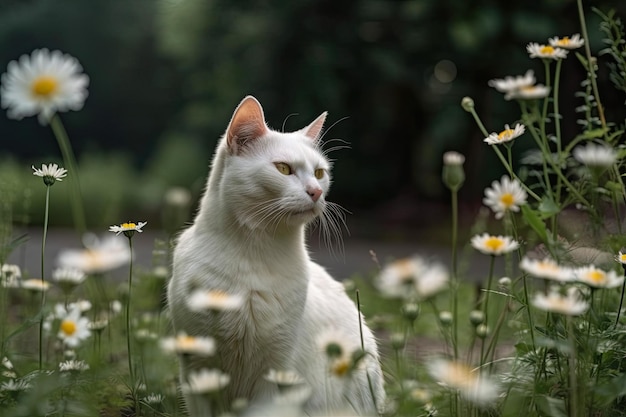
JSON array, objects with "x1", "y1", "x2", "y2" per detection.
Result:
[{"x1": 167, "y1": 96, "x2": 385, "y2": 416}]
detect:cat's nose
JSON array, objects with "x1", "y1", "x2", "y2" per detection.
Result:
[{"x1": 307, "y1": 187, "x2": 322, "y2": 202}]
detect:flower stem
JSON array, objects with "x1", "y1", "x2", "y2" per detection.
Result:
[
  {"x1": 451, "y1": 188, "x2": 459, "y2": 361},
  {"x1": 49, "y1": 114, "x2": 86, "y2": 237},
  {"x1": 39, "y1": 185, "x2": 51, "y2": 370},
  {"x1": 126, "y1": 237, "x2": 135, "y2": 386}
]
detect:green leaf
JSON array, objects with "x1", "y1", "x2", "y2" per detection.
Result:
[
  {"x1": 535, "y1": 395, "x2": 567, "y2": 417},
  {"x1": 522, "y1": 204, "x2": 548, "y2": 243},
  {"x1": 538, "y1": 196, "x2": 560, "y2": 217},
  {"x1": 573, "y1": 128, "x2": 609, "y2": 141},
  {"x1": 594, "y1": 372, "x2": 626, "y2": 405}
]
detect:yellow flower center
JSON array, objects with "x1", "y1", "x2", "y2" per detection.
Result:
[
  {"x1": 446, "y1": 362, "x2": 474, "y2": 388},
  {"x1": 121, "y1": 222, "x2": 136, "y2": 229},
  {"x1": 61, "y1": 320, "x2": 77, "y2": 336},
  {"x1": 587, "y1": 270, "x2": 605, "y2": 283},
  {"x1": 498, "y1": 129, "x2": 514, "y2": 140},
  {"x1": 499, "y1": 193, "x2": 515, "y2": 208},
  {"x1": 484, "y1": 237, "x2": 504, "y2": 252},
  {"x1": 32, "y1": 76, "x2": 58, "y2": 97},
  {"x1": 538, "y1": 261, "x2": 559, "y2": 272},
  {"x1": 540, "y1": 46, "x2": 556, "y2": 55},
  {"x1": 619, "y1": 254, "x2": 626, "y2": 263},
  {"x1": 556, "y1": 37, "x2": 570, "y2": 46},
  {"x1": 331, "y1": 359, "x2": 350, "y2": 377},
  {"x1": 178, "y1": 335, "x2": 196, "y2": 349}
]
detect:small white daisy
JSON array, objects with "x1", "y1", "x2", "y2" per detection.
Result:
[
  {"x1": 57, "y1": 234, "x2": 131, "y2": 274},
  {"x1": 519, "y1": 257, "x2": 574, "y2": 282},
  {"x1": 32, "y1": 163, "x2": 68, "y2": 186},
  {"x1": 617, "y1": 249, "x2": 626, "y2": 266},
  {"x1": 482, "y1": 175, "x2": 527, "y2": 219},
  {"x1": 573, "y1": 143, "x2": 617, "y2": 168},
  {"x1": 426, "y1": 358, "x2": 500, "y2": 406},
  {"x1": 504, "y1": 84, "x2": 551, "y2": 101},
  {"x1": 181, "y1": 368, "x2": 230, "y2": 394},
  {"x1": 483, "y1": 124, "x2": 525, "y2": 145},
  {"x1": 1, "y1": 264, "x2": 21, "y2": 288},
  {"x1": 375, "y1": 256, "x2": 449, "y2": 300},
  {"x1": 2, "y1": 357, "x2": 13, "y2": 370},
  {"x1": 531, "y1": 287, "x2": 589, "y2": 316},
  {"x1": 160, "y1": 332, "x2": 216, "y2": 356},
  {"x1": 108, "y1": 221, "x2": 147, "y2": 237},
  {"x1": 0, "y1": 378, "x2": 32, "y2": 392},
  {"x1": 1, "y1": 48, "x2": 89, "y2": 124},
  {"x1": 52, "y1": 267, "x2": 86, "y2": 285},
  {"x1": 141, "y1": 393, "x2": 165, "y2": 405},
  {"x1": 187, "y1": 289, "x2": 245, "y2": 312},
  {"x1": 20, "y1": 278, "x2": 50, "y2": 292},
  {"x1": 57, "y1": 305, "x2": 91, "y2": 347},
  {"x1": 59, "y1": 359, "x2": 90, "y2": 373},
  {"x1": 264, "y1": 369, "x2": 305, "y2": 387},
  {"x1": 549, "y1": 34, "x2": 584, "y2": 50},
  {"x1": 526, "y1": 43, "x2": 569, "y2": 60},
  {"x1": 488, "y1": 70, "x2": 536, "y2": 93},
  {"x1": 575, "y1": 265, "x2": 624, "y2": 289},
  {"x1": 316, "y1": 328, "x2": 361, "y2": 378},
  {"x1": 471, "y1": 233, "x2": 520, "y2": 256}
]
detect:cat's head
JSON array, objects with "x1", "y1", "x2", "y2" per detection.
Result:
[{"x1": 217, "y1": 96, "x2": 335, "y2": 232}]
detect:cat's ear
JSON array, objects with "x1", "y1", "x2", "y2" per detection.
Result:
[
  {"x1": 226, "y1": 96, "x2": 268, "y2": 154},
  {"x1": 301, "y1": 112, "x2": 328, "y2": 142}
]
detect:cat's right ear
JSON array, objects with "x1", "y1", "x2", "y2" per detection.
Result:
[{"x1": 226, "y1": 96, "x2": 268, "y2": 154}]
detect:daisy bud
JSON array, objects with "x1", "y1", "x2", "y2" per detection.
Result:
[
  {"x1": 498, "y1": 277, "x2": 512, "y2": 291},
  {"x1": 402, "y1": 302, "x2": 420, "y2": 322},
  {"x1": 469, "y1": 310, "x2": 485, "y2": 326},
  {"x1": 476, "y1": 324, "x2": 490, "y2": 339},
  {"x1": 390, "y1": 332, "x2": 406, "y2": 350},
  {"x1": 461, "y1": 96, "x2": 475, "y2": 112},
  {"x1": 442, "y1": 151, "x2": 466, "y2": 191},
  {"x1": 439, "y1": 310, "x2": 453, "y2": 326}
]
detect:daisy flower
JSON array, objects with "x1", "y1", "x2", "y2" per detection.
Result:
[
  {"x1": 52, "y1": 267, "x2": 86, "y2": 294},
  {"x1": 141, "y1": 393, "x2": 165, "y2": 406},
  {"x1": 471, "y1": 233, "x2": 519, "y2": 256},
  {"x1": 32, "y1": 163, "x2": 67, "y2": 186},
  {"x1": 109, "y1": 221, "x2": 147, "y2": 238},
  {"x1": 442, "y1": 151, "x2": 466, "y2": 191},
  {"x1": 426, "y1": 358, "x2": 500, "y2": 405},
  {"x1": 57, "y1": 234, "x2": 131, "y2": 274},
  {"x1": 59, "y1": 359, "x2": 90, "y2": 373},
  {"x1": 531, "y1": 287, "x2": 589, "y2": 315},
  {"x1": 505, "y1": 84, "x2": 551, "y2": 101},
  {"x1": 1, "y1": 378, "x2": 32, "y2": 393},
  {"x1": 57, "y1": 304, "x2": 91, "y2": 347},
  {"x1": 1, "y1": 48, "x2": 89, "y2": 124},
  {"x1": 443, "y1": 151, "x2": 465, "y2": 166},
  {"x1": 375, "y1": 256, "x2": 449, "y2": 300},
  {"x1": 526, "y1": 43, "x2": 569, "y2": 60},
  {"x1": 519, "y1": 257, "x2": 574, "y2": 282},
  {"x1": 573, "y1": 143, "x2": 617, "y2": 168},
  {"x1": 549, "y1": 34, "x2": 584, "y2": 50},
  {"x1": 1, "y1": 264, "x2": 21, "y2": 288},
  {"x1": 264, "y1": 369, "x2": 305, "y2": 388},
  {"x1": 482, "y1": 176, "x2": 527, "y2": 219},
  {"x1": 181, "y1": 368, "x2": 230, "y2": 394},
  {"x1": 483, "y1": 124, "x2": 525, "y2": 146},
  {"x1": 618, "y1": 249, "x2": 626, "y2": 265},
  {"x1": 160, "y1": 332, "x2": 216, "y2": 356},
  {"x1": 187, "y1": 289, "x2": 245, "y2": 312},
  {"x1": 20, "y1": 278, "x2": 50, "y2": 292},
  {"x1": 574, "y1": 265, "x2": 624, "y2": 289},
  {"x1": 488, "y1": 70, "x2": 535, "y2": 93},
  {"x1": 316, "y1": 328, "x2": 362, "y2": 378}
]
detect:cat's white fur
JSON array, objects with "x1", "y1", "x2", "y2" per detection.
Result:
[{"x1": 167, "y1": 96, "x2": 384, "y2": 416}]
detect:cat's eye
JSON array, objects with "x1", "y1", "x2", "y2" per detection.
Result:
[
  {"x1": 274, "y1": 162, "x2": 292, "y2": 175},
  {"x1": 314, "y1": 168, "x2": 325, "y2": 179}
]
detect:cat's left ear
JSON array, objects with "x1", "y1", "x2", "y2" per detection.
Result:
[{"x1": 301, "y1": 112, "x2": 328, "y2": 142}]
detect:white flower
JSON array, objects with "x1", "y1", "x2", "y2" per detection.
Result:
[
  {"x1": 141, "y1": 393, "x2": 165, "y2": 405},
  {"x1": 375, "y1": 256, "x2": 449, "y2": 300},
  {"x1": 108, "y1": 221, "x2": 147, "y2": 236},
  {"x1": 264, "y1": 369, "x2": 305, "y2": 387},
  {"x1": 575, "y1": 265, "x2": 624, "y2": 289},
  {"x1": 57, "y1": 234, "x2": 131, "y2": 274},
  {"x1": 32, "y1": 163, "x2": 68, "y2": 186},
  {"x1": 160, "y1": 333, "x2": 216, "y2": 356},
  {"x1": 1, "y1": 48, "x2": 89, "y2": 124},
  {"x1": 532, "y1": 287, "x2": 589, "y2": 315},
  {"x1": 526, "y1": 43, "x2": 569, "y2": 60},
  {"x1": 426, "y1": 358, "x2": 500, "y2": 405},
  {"x1": 520, "y1": 257, "x2": 574, "y2": 282},
  {"x1": 59, "y1": 359, "x2": 89, "y2": 372},
  {"x1": 488, "y1": 70, "x2": 535, "y2": 93},
  {"x1": 187, "y1": 289, "x2": 245, "y2": 312},
  {"x1": 2, "y1": 357, "x2": 13, "y2": 370},
  {"x1": 181, "y1": 368, "x2": 230, "y2": 394},
  {"x1": 443, "y1": 151, "x2": 465, "y2": 166},
  {"x1": 52, "y1": 267, "x2": 86, "y2": 285},
  {"x1": 573, "y1": 143, "x2": 617, "y2": 168},
  {"x1": 482, "y1": 176, "x2": 527, "y2": 219},
  {"x1": 483, "y1": 124, "x2": 525, "y2": 145},
  {"x1": 1, "y1": 264, "x2": 21, "y2": 288},
  {"x1": 0, "y1": 378, "x2": 32, "y2": 392},
  {"x1": 617, "y1": 249, "x2": 626, "y2": 265},
  {"x1": 505, "y1": 84, "x2": 551, "y2": 101},
  {"x1": 57, "y1": 305, "x2": 91, "y2": 347},
  {"x1": 549, "y1": 34, "x2": 584, "y2": 50},
  {"x1": 20, "y1": 278, "x2": 50, "y2": 292},
  {"x1": 471, "y1": 233, "x2": 520, "y2": 256},
  {"x1": 316, "y1": 327, "x2": 362, "y2": 378}
]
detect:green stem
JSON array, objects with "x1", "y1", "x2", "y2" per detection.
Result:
[
  {"x1": 126, "y1": 237, "x2": 135, "y2": 386},
  {"x1": 566, "y1": 316, "x2": 579, "y2": 417},
  {"x1": 616, "y1": 277, "x2": 626, "y2": 328},
  {"x1": 451, "y1": 188, "x2": 459, "y2": 361},
  {"x1": 39, "y1": 185, "x2": 51, "y2": 370},
  {"x1": 49, "y1": 114, "x2": 86, "y2": 237}
]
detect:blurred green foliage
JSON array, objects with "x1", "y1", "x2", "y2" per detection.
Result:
[{"x1": 1, "y1": 0, "x2": 626, "y2": 227}]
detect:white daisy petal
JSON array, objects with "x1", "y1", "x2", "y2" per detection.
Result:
[
  {"x1": 549, "y1": 34, "x2": 584, "y2": 50},
  {"x1": 471, "y1": 233, "x2": 519, "y2": 256},
  {"x1": 482, "y1": 176, "x2": 527, "y2": 219},
  {"x1": 526, "y1": 42, "x2": 569, "y2": 60},
  {"x1": 483, "y1": 124, "x2": 525, "y2": 145}
]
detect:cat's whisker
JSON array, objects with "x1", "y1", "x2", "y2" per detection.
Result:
[
  {"x1": 318, "y1": 116, "x2": 350, "y2": 143},
  {"x1": 281, "y1": 113, "x2": 300, "y2": 132}
]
